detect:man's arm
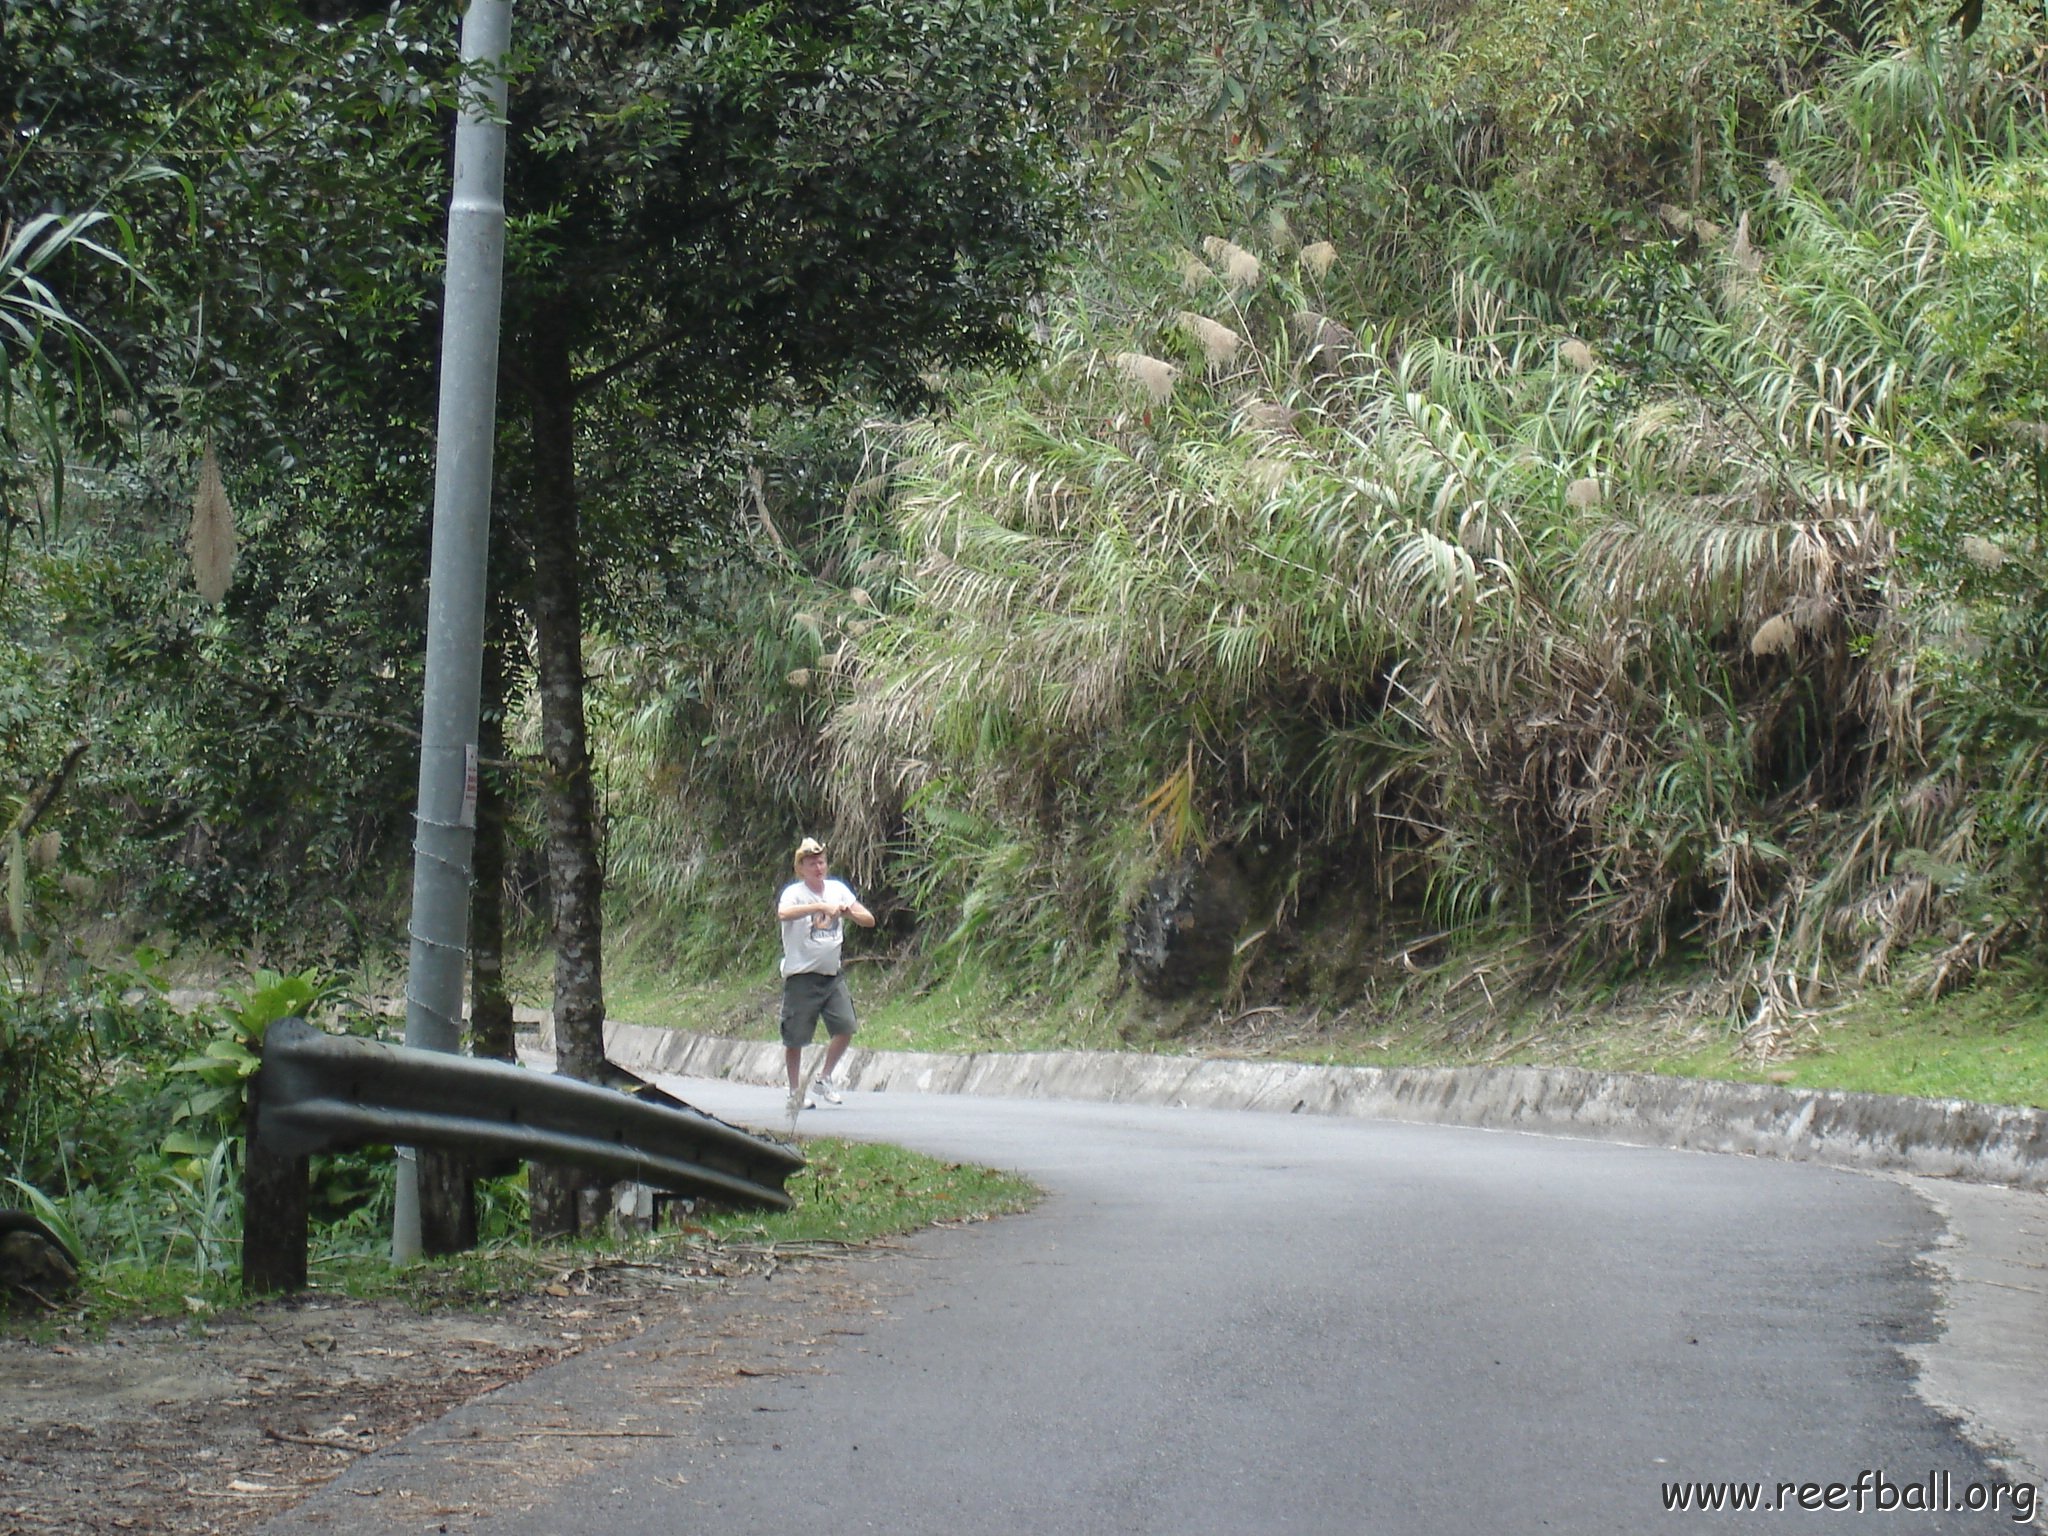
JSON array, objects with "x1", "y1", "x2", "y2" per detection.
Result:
[
  {"x1": 779, "y1": 888, "x2": 875, "y2": 926},
  {"x1": 777, "y1": 888, "x2": 862, "y2": 922},
  {"x1": 832, "y1": 881, "x2": 877, "y2": 928}
]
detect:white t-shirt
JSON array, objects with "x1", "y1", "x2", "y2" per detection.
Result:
[{"x1": 779, "y1": 877, "x2": 859, "y2": 977}]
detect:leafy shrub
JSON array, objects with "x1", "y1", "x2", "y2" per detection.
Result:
[
  {"x1": 1445, "y1": 0, "x2": 1800, "y2": 236},
  {"x1": 162, "y1": 968, "x2": 342, "y2": 1159},
  {"x1": 0, "y1": 952, "x2": 192, "y2": 1191},
  {"x1": 2, "y1": 961, "x2": 388, "y2": 1289}
]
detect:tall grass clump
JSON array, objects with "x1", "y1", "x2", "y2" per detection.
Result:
[
  {"x1": 599, "y1": 8, "x2": 2048, "y2": 1030},
  {"x1": 825, "y1": 49, "x2": 2047, "y2": 1015}
]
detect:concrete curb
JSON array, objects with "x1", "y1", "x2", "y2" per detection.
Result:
[{"x1": 546, "y1": 1020, "x2": 2048, "y2": 1192}]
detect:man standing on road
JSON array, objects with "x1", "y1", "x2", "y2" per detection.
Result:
[{"x1": 778, "y1": 836, "x2": 875, "y2": 1118}]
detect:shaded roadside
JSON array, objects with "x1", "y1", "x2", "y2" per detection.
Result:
[{"x1": 0, "y1": 1236, "x2": 893, "y2": 1536}]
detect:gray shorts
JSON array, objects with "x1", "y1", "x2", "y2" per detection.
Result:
[{"x1": 780, "y1": 970, "x2": 857, "y2": 1048}]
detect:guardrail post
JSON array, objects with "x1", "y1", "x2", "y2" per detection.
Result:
[
  {"x1": 419, "y1": 1148, "x2": 477, "y2": 1255},
  {"x1": 243, "y1": 1065, "x2": 309, "y2": 1295},
  {"x1": 531, "y1": 1164, "x2": 578, "y2": 1240}
]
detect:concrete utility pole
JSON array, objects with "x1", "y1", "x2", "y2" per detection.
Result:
[{"x1": 393, "y1": 0, "x2": 513, "y2": 1264}]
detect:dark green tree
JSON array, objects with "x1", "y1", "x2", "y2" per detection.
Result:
[
  {"x1": 8, "y1": 3, "x2": 1066, "y2": 1187},
  {"x1": 3, "y1": 0, "x2": 456, "y2": 940},
  {"x1": 484, "y1": 0, "x2": 1069, "y2": 1228}
]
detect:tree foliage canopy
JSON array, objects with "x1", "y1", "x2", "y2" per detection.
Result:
[{"x1": 495, "y1": 0, "x2": 1069, "y2": 479}]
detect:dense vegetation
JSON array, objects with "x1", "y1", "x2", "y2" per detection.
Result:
[
  {"x1": 5, "y1": 0, "x2": 2048, "y2": 1278},
  {"x1": 601, "y1": 0, "x2": 2048, "y2": 1043}
]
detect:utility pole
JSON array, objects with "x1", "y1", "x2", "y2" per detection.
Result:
[{"x1": 393, "y1": 0, "x2": 512, "y2": 1264}]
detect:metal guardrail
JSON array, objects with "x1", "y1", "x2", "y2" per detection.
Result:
[{"x1": 244, "y1": 1018, "x2": 803, "y2": 1293}]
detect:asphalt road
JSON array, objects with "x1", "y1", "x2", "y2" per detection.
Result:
[{"x1": 266, "y1": 1081, "x2": 2046, "y2": 1533}]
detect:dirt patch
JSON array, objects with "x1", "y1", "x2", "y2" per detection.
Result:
[{"x1": 0, "y1": 1243, "x2": 880, "y2": 1536}]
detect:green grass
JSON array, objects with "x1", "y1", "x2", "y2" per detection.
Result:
[
  {"x1": 702, "y1": 1137, "x2": 1036, "y2": 1246},
  {"x1": 596, "y1": 934, "x2": 2048, "y2": 1109},
  {"x1": 1637, "y1": 979, "x2": 2048, "y2": 1108},
  {"x1": 1244, "y1": 973, "x2": 2048, "y2": 1109},
  {"x1": 10, "y1": 1139, "x2": 1036, "y2": 1334},
  {"x1": 319, "y1": 1136, "x2": 1035, "y2": 1304},
  {"x1": 604, "y1": 955, "x2": 778, "y2": 1041},
  {"x1": 599, "y1": 942, "x2": 1131, "y2": 1057},
  {"x1": 852, "y1": 952, "x2": 1127, "y2": 1055}
]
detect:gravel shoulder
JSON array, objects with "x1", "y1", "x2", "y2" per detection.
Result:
[{"x1": 0, "y1": 1240, "x2": 880, "y2": 1536}]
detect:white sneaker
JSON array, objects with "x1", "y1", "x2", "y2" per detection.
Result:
[
  {"x1": 786, "y1": 1087, "x2": 814, "y2": 1117},
  {"x1": 813, "y1": 1074, "x2": 843, "y2": 1105}
]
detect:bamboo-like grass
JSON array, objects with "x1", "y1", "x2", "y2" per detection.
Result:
[
  {"x1": 590, "y1": 29, "x2": 2048, "y2": 1026},
  {"x1": 806, "y1": 99, "x2": 2044, "y2": 1008}
]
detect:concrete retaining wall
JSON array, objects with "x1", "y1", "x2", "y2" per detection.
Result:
[{"x1": 553, "y1": 1020, "x2": 2048, "y2": 1192}]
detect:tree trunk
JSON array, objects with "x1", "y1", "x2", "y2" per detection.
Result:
[
  {"x1": 522, "y1": 302, "x2": 608, "y2": 1239},
  {"x1": 459, "y1": 620, "x2": 519, "y2": 1219},
  {"x1": 468, "y1": 622, "x2": 516, "y2": 1065}
]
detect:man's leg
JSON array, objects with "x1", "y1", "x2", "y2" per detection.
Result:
[
  {"x1": 781, "y1": 977, "x2": 825, "y2": 1107},
  {"x1": 814, "y1": 975, "x2": 856, "y2": 1098}
]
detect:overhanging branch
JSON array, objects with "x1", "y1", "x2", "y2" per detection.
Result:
[
  {"x1": 8, "y1": 738, "x2": 91, "y2": 841},
  {"x1": 189, "y1": 650, "x2": 530, "y2": 773},
  {"x1": 573, "y1": 325, "x2": 688, "y2": 400}
]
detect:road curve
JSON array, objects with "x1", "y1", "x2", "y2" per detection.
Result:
[{"x1": 267, "y1": 1079, "x2": 2046, "y2": 1534}]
